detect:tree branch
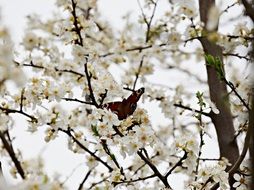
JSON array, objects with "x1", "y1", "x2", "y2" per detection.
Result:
[
  {"x1": 70, "y1": 0, "x2": 83, "y2": 46},
  {"x1": 59, "y1": 128, "x2": 113, "y2": 172},
  {"x1": 112, "y1": 174, "x2": 156, "y2": 186},
  {"x1": 165, "y1": 151, "x2": 187, "y2": 178},
  {"x1": 198, "y1": 1, "x2": 239, "y2": 188},
  {"x1": 132, "y1": 55, "x2": 145, "y2": 90},
  {"x1": 0, "y1": 131, "x2": 25, "y2": 179},
  {"x1": 0, "y1": 107, "x2": 37, "y2": 122},
  {"x1": 77, "y1": 169, "x2": 92, "y2": 190},
  {"x1": 173, "y1": 103, "x2": 212, "y2": 118},
  {"x1": 84, "y1": 63, "x2": 99, "y2": 108},
  {"x1": 62, "y1": 98, "x2": 94, "y2": 105},
  {"x1": 137, "y1": 148, "x2": 172, "y2": 188}
]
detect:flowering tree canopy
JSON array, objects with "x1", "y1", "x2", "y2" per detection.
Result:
[{"x1": 0, "y1": 0, "x2": 253, "y2": 189}]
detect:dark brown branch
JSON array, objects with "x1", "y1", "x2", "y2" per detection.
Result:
[
  {"x1": 220, "y1": 2, "x2": 239, "y2": 15},
  {"x1": 173, "y1": 103, "x2": 212, "y2": 117},
  {"x1": 100, "y1": 139, "x2": 122, "y2": 171},
  {"x1": 112, "y1": 174, "x2": 156, "y2": 186},
  {"x1": 112, "y1": 125, "x2": 124, "y2": 137},
  {"x1": 240, "y1": 0, "x2": 254, "y2": 22},
  {"x1": 199, "y1": 1, "x2": 239, "y2": 188},
  {"x1": 165, "y1": 151, "x2": 187, "y2": 178},
  {"x1": 167, "y1": 64, "x2": 206, "y2": 84},
  {"x1": 88, "y1": 176, "x2": 110, "y2": 189},
  {"x1": 228, "y1": 117, "x2": 251, "y2": 174},
  {"x1": 200, "y1": 158, "x2": 221, "y2": 161},
  {"x1": 227, "y1": 35, "x2": 254, "y2": 41},
  {"x1": 126, "y1": 43, "x2": 167, "y2": 52},
  {"x1": 223, "y1": 53, "x2": 251, "y2": 62},
  {"x1": 70, "y1": 0, "x2": 83, "y2": 46},
  {"x1": 201, "y1": 177, "x2": 213, "y2": 190},
  {"x1": 20, "y1": 88, "x2": 25, "y2": 112},
  {"x1": 98, "y1": 89, "x2": 108, "y2": 107},
  {"x1": 132, "y1": 55, "x2": 145, "y2": 90},
  {"x1": 0, "y1": 131, "x2": 25, "y2": 179},
  {"x1": 0, "y1": 107, "x2": 37, "y2": 122},
  {"x1": 15, "y1": 61, "x2": 85, "y2": 79},
  {"x1": 250, "y1": 90, "x2": 254, "y2": 190},
  {"x1": 0, "y1": 161, "x2": 3, "y2": 176},
  {"x1": 77, "y1": 169, "x2": 92, "y2": 190},
  {"x1": 99, "y1": 43, "x2": 167, "y2": 57},
  {"x1": 130, "y1": 152, "x2": 159, "y2": 176},
  {"x1": 137, "y1": 0, "x2": 158, "y2": 42},
  {"x1": 62, "y1": 98, "x2": 94, "y2": 105},
  {"x1": 222, "y1": 78, "x2": 250, "y2": 111},
  {"x1": 194, "y1": 116, "x2": 205, "y2": 184},
  {"x1": 59, "y1": 128, "x2": 113, "y2": 172},
  {"x1": 84, "y1": 63, "x2": 99, "y2": 108},
  {"x1": 184, "y1": 36, "x2": 203, "y2": 46},
  {"x1": 137, "y1": 148, "x2": 171, "y2": 188}
]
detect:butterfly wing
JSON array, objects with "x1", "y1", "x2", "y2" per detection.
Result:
[
  {"x1": 102, "y1": 88, "x2": 145, "y2": 120},
  {"x1": 126, "y1": 87, "x2": 145, "y2": 103},
  {"x1": 102, "y1": 101, "x2": 124, "y2": 119}
]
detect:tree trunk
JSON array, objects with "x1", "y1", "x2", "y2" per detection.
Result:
[{"x1": 198, "y1": 0, "x2": 239, "y2": 188}]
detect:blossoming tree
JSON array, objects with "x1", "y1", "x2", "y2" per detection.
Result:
[{"x1": 0, "y1": 0, "x2": 253, "y2": 189}]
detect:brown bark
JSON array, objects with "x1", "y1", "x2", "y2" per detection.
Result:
[
  {"x1": 235, "y1": 1, "x2": 254, "y2": 189},
  {"x1": 198, "y1": 0, "x2": 239, "y2": 188},
  {"x1": 250, "y1": 90, "x2": 254, "y2": 189}
]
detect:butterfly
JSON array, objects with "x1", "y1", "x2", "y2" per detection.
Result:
[{"x1": 102, "y1": 87, "x2": 145, "y2": 120}]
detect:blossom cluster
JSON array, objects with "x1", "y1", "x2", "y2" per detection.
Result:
[{"x1": 0, "y1": 0, "x2": 252, "y2": 189}]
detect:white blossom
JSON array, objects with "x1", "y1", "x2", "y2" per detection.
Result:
[
  {"x1": 233, "y1": 173, "x2": 249, "y2": 190},
  {"x1": 173, "y1": 0, "x2": 197, "y2": 18}
]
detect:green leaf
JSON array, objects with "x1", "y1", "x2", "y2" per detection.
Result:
[
  {"x1": 196, "y1": 91, "x2": 206, "y2": 108},
  {"x1": 91, "y1": 125, "x2": 99, "y2": 136},
  {"x1": 205, "y1": 54, "x2": 214, "y2": 66},
  {"x1": 205, "y1": 54, "x2": 224, "y2": 80}
]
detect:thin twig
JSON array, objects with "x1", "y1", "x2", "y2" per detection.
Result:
[
  {"x1": 59, "y1": 128, "x2": 113, "y2": 172},
  {"x1": 113, "y1": 174, "x2": 156, "y2": 186},
  {"x1": 78, "y1": 169, "x2": 93, "y2": 190},
  {"x1": 15, "y1": 61, "x2": 85, "y2": 79},
  {"x1": 223, "y1": 53, "x2": 251, "y2": 62},
  {"x1": 223, "y1": 78, "x2": 250, "y2": 111},
  {"x1": 165, "y1": 151, "x2": 187, "y2": 178},
  {"x1": 137, "y1": 148, "x2": 172, "y2": 188},
  {"x1": 88, "y1": 176, "x2": 110, "y2": 189},
  {"x1": 194, "y1": 125, "x2": 205, "y2": 186},
  {"x1": 173, "y1": 103, "x2": 212, "y2": 118},
  {"x1": 70, "y1": 0, "x2": 83, "y2": 46},
  {"x1": 133, "y1": 55, "x2": 145, "y2": 90},
  {"x1": 99, "y1": 43, "x2": 167, "y2": 57},
  {"x1": 200, "y1": 158, "x2": 221, "y2": 161},
  {"x1": 84, "y1": 63, "x2": 99, "y2": 108},
  {"x1": 62, "y1": 98, "x2": 94, "y2": 105},
  {"x1": 220, "y1": 2, "x2": 239, "y2": 15},
  {"x1": 0, "y1": 107, "x2": 37, "y2": 122},
  {"x1": 99, "y1": 89, "x2": 108, "y2": 107},
  {"x1": 131, "y1": 152, "x2": 159, "y2": 176},
  {"x1": 100, "y1": 139, "x2": 122, "y2": 171},
  {"x1": 20, "y1": 88, "x2": 25, "y2": 112}
]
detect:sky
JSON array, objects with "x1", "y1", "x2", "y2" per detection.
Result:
[{"x1": 0, "y1": 0, "x2": 141, "y2": 42}]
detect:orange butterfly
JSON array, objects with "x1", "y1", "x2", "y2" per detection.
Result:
[{"x1": 102, "y1": 88, "x2": 145, "y2": 120}]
